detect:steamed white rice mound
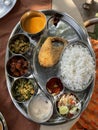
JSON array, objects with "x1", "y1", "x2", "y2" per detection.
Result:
[{"x1": 60, "y1": 44, "x2": 95, "y2": 91}]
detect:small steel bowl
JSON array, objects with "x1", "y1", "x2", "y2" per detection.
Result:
[
  {"x1": 59, "y1": 40, "x2": 95, "y2": 92},
  {"x1": 6, "y1": 55, "x2": 29, "y2": 78},
  {"x1": 0, "y1": 121, "x2": 3, "y2": 130},
  {"x1": 56, "y1": 92, "x2": 81, "y2": 120},
  {"x1": 27, "y1": 93, "x2": 53, "y2": 123},
  {"x1": 46, "y1": 77, "x2": 64, "y2": 97},
  {"x1": 8, "y1": 33, "x2": 30, "y2": 55},
  {"x1": 20, "y1": 10, "x2": 47, "y2": 37},
  {"x1": 11, "y1": 77, "x2": 38, "y2": 103},
  {"x1": 0, "y1": 112, "x2": 8, "y2": 130}
]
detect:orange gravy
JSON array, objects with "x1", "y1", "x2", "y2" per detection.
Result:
[{"x1": 23, "y1": 16, "x2": 45, "y2": 34}]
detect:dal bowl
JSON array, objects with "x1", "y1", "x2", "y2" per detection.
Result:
[{"x1": 20, "y1": 10, "x2": 47, "y2": 36}]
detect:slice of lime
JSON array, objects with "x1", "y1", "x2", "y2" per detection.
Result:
[{"x1": 59, "y1": 106, "x2": 69, "y2": 115}]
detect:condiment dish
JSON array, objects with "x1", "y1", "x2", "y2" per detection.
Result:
[
  {"x1": 6, "y1": 55, "x2": 29, "y2": 78},
  {"x1": 56, "y1": 92, "x2": 81, "y2": 120},
  {"x1": 8, "y1": 33, "x2": 30, "y2": 55},
  {"x1": 46, "y1": 77, "x2": 64, "y2": 96},
  {"x1": 11, "y1": 77, "x2": 38, "y2": 103}
]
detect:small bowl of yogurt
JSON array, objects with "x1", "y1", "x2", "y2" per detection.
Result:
[{"x1": 27, "y1": 93, "x2": 53, "y2": 123}]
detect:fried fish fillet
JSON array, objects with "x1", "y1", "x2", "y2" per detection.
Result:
[{"x1": 38, "y1": 37, "x2": 68, "y2": 67}]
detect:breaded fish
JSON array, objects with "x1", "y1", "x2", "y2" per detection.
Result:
[{"x1": 38, "y1": 37, "x2": 68, "y2": 67}]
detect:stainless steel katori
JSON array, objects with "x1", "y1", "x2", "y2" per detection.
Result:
[
  {"x1": 5, "y1": 10, "x2": 96, "y2": 125},
  {"x1": 0, "y1": 112, "x2": 8, "y2": 130}
]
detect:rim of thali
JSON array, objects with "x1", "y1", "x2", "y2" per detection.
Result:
[
  {"x1": 0, "y1": 0, "x2": 17, "y2": 19},
  {"x1": 9, "y1": 9, "x2": 95, "y2": 56},
  {"x1": 9, "y1": 9, "x2": 87, "y2": 40},
  {"x1": 5, "y1": 9, "x2": 96, "y2": 125},
  {"x1": 0, "y1": 112, "x2": 8, "y2": 130}
]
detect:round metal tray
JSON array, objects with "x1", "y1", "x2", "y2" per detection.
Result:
[
  {"x1": 0, "y1": 0, "x2": 17, "y2": 19},
  {"x1": 5, "y1": 10, "x2": 95, "y2": 125},
  {"x1": 0, "y1": 112, "x2": 8, "y2": 130}
]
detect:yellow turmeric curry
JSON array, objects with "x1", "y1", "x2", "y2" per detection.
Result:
[{"x1": 21, "y1": 11, "x2": 46, "y2": 34}]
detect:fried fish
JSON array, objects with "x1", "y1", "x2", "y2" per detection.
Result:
[{"x1": 38, "y1": 37, "x2": 68, "y2": 67}]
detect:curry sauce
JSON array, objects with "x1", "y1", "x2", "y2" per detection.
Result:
[{"x1": 23, "y1": 15, "x2": 45, "y2": 34}]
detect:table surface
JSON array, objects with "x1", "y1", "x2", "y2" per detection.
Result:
[{"x1": 0, "y1": 0, "x2": 98, "y2": 130}]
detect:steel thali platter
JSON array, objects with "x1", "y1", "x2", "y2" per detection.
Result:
[{"x1": 5, "y1": 10, "x2": 95, "y2": 125}]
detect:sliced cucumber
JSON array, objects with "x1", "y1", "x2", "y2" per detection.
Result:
[
  {"x1": 69, "y1": 106, "x2": 78, "y2": 114},
  {"x1": 59, "y1": 106, "x2": 69, "y2": 115}
]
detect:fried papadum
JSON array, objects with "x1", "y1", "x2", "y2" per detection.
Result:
[{"x1": 38, "y1": 37, "x2": 68, "y2": 67}]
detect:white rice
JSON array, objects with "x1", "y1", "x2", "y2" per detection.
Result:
[{"x1": 60, "y1": 44, "x2": 95, "y2": 91}]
